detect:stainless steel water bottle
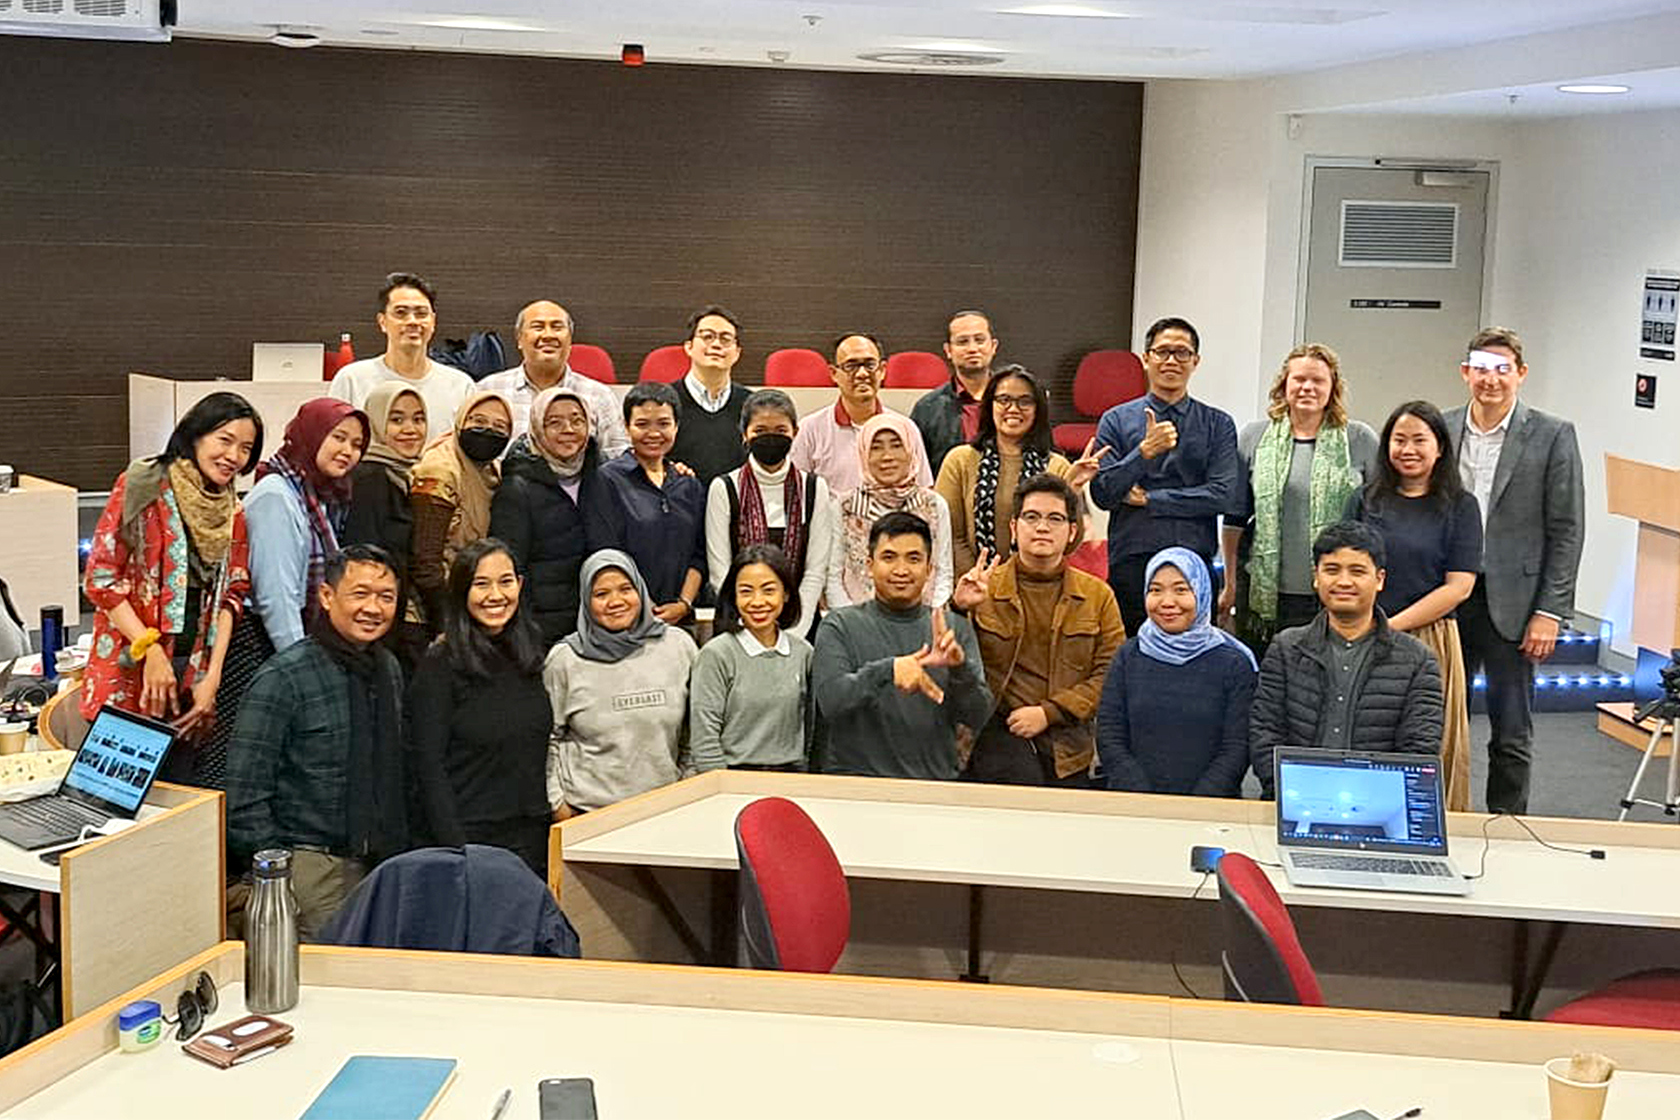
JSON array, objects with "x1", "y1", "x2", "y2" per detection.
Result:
[{"x1": 245, "y1": 849, "x2": 300, "y2": 1013}]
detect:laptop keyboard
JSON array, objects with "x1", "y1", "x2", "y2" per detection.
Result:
[
  {"x1": 1292, "y1": 852, "x2": 1453, "y2": 877},
  {"x1": 0, "y1": 798, "x2": 106, "y2": 842}
]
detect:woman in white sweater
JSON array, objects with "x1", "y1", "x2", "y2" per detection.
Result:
[{"x1": 543, "y1": 549, "x2": 698, "y2": 816}]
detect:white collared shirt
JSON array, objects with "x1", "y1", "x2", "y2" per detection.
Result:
[
  {"x1": 733, "y1": 628, "x2": 792, "y2": 657},
  {"x1": 1459, "y1": 402, "x2": 1514, "y2": 528},
  {"x1": 684, "y1": 370, "x2": 733, "y2": 414},
  {"x1": 479, "y1": 363, "x2": 630, "y2": 459}
]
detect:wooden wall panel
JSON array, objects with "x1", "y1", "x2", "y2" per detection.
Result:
[{"x1": 0, "y1": 37, "x2": 1142, "y2": 490}]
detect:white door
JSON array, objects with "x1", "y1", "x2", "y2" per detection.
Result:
[{"x1": 1301, "y1": 164, "x2": 1492, "y2": 429}]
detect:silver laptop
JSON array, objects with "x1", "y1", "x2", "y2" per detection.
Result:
[
  {"x1": 252, "y1": 342, "x2": 324, "y2": 382},
  {"x1": 1275, "y1": 747, "x2": 1470, "y2": 896},
  {"x1": 0, "y1": 704, "x2": 175, "y2": 850}
]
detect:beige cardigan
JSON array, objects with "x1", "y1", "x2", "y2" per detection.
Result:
[{"x1": 934, "y1": 445, "x2": 1073, "y2": 574}]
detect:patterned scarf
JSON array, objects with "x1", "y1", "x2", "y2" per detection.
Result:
[
  {"x1": 840, "y1": 413, "x2": 938, "y2": 602},
  {"x1": 165, "y1": 457, "x2": 237, "y2": 566},
  {"x1": 256, "y1": 398, "x2": 364, "y2": 632},
  {"x1": 738, "y1": 461, "x2": 807, "y2": 580},
  {"x1": 1247, "y1": 418, "x2": 1359, "y2": 622},
  {"x1": 974, "y1": 440, "x2": 1048, "y2": 557}
]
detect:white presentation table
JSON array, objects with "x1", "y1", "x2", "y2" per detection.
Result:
[
  {"x1": 554, "y1": 772, "x2": 1680, "y2": 1017},
  {"x1": 4, "y1": 944, "x2": 1677, "y2": 1120}
]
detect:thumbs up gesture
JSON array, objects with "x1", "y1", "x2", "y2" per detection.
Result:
[{"x1": 1139, "y1": 407, "x2": 1178, "y2": 460}]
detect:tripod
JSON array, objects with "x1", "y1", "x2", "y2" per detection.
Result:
[{"x1": 1617, "y1": 695, "x2": 1680, "y2": 821}]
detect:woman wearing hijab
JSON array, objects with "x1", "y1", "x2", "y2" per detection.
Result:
[
  {"x1": 935, "y1": 365, "x2": 1106, "y2": 574},
  {"x1": 410, "y1": 390, "x2": 513, "y2": 626},
  {"x1": 828, "y1": 412, "x2": 954, "y2": 609},
  {"x1": 409, "y1": 538, "x2": 551, "y2": 875},
  {"x1": 82, "y1": 393, "x2": 262, "y2": 781},
  {"x1": 1097, "y1": 547, "x2": 1257, "y2": 797},
  {"x1": 489, "y1": 386, "x2": 601, "y2": 646},
  {"x1": 245, "y1": 397, "x2": 370, "y2": 653},
  {"x1": 342, "y1": 382, "x2": 428, "y2": 669},
  {"x1": 543, "y1": 549, "x2": 698, "y2": 817}
]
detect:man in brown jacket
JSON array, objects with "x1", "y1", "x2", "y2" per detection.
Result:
[{"x1": 950, "y1": 473, "x2": 1125, "y2": 785}]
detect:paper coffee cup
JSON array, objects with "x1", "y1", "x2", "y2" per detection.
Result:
[
  {"x1": 0, "y1": 722, "x2": 27, "y2": 756},
  {"x1": 1546, "y1": 1056, "x2": 1612, "y2": 1120}
]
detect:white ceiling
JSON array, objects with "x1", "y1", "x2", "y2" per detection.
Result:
[{"x1": 177, "y1": 1, "x2": 1680, "y2": 90}]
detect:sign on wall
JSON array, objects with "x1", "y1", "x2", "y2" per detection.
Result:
[{"x1": 1640, "y1": 270, "x2": 1678, "y2": 361}]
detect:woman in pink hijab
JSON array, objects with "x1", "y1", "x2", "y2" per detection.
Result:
[{"x1": 827, "y1": 411, "x2": 954, "y2": 608}]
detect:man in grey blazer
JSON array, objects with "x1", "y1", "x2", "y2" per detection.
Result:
[{"x1": 1447, "y1": 327, "x2": 1585, "y2": 814}]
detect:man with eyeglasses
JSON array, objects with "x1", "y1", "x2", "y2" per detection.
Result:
[
  {"x1": 950, "y1": 473, "x2": 1124, "y2": 786},
  {"x1": 790, "y1": 332, "x2": 935, "y2": 495},
  {"x1": 1089, "y1": 316, "x2": 1239, "y2": 638},
  {"x1": 480, "y1": 299, "x2": 629, "y2": 458},
  {"x1": 912, "y1": 309, "x2": 1000, "y2": 472},
  {"x1": 1444, "y1": 326, "x2": 1584, "y2": 815},
  {"x1": 329, "y1": 272, "x2": 474, "y2": 443},
  {"x1": 669, "y1": 305, "x2": 754, "y2": 486}
]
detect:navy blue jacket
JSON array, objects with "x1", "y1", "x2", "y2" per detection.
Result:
[
  {"x1": 1089, "y1": 393, "x2": 1238, "y2": 566},
  {"x1": 589, "y1": 454, "x2": 708, "y2": 606}
]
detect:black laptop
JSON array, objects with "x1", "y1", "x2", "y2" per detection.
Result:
[{"x1": 0, "y1": 704, "x2": 176, "y2": 850}]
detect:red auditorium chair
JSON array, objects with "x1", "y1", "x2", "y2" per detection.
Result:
[
  {"x1": 734, "y1": 797, "x2": 850, "y2": 973},
  {"x1": 1216, "y1": 851, "x2": 1324, "y2": 1006},
  {"x1": 1545, "y1": 969, "x2": 1680, "y2": 1031},
  {"x1": 568, "y1": 343, "x2": 616, "y2": 384},
  {"x1": 764, "y1": 348, "x2": 833, "y2": 388},
  {"x1": 638, "y1": 344, "x2": 689, "y2": 383},
  {"x1": 884, "y1": 350, "x2": 949, "y2": 389},
  {"x1": 1052, "y1": 349, "x2": 1147, "y2": 456}
]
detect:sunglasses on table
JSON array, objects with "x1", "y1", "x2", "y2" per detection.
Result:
[{"x1": 164, "y1": 971, "x2": 219, "y2": 1041}]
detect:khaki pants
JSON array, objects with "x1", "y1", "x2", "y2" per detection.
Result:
[{"x1": 225, "y1": 851, "x2": 369, "y2": 942}]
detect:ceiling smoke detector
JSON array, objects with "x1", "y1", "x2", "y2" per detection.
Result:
[{"x1": 858, "y1": 50, "x2": 1004, "y2": 67}]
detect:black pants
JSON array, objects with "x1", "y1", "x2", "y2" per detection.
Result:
[
  {"x1": 1458, "y1": 580, "x2": 1535, "y2": 814},
  {"x1": 1110, "y1": 552, "x2": 1219, "y2": 640},
  {"x1": 962, "y1": 719, "x2": 1089, "y2": 788}
]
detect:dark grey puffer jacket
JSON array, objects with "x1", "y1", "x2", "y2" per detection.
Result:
[{"x1": 1249, "y1": 611, "x2": 1443, "y2": 797}]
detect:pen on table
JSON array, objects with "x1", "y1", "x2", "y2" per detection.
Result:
[
  {"x1": 1387, "y1": 1109, "x2": 1422, "y2": 1120},
  {"x1": 489, "y1": 1087, "x2": 512, "y2": 1120}
]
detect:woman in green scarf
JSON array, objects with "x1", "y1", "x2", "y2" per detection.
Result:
[{"x1": 1219, "y1": 344, "x2": 1380, "y2": 657}]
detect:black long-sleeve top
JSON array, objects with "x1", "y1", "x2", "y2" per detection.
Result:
[{"x1": 407, "y1": 642, "x2": 551, "y2": 846}]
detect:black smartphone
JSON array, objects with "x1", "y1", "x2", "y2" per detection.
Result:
[{"x1": 538, "y1": 1078, "x2": 598, "y2": 1120}]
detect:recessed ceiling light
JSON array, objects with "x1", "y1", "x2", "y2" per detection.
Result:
[
  {"x1": 270, "y1": 27, "x2": 322, "y2": 48},
  {"x1": 858, "y1": 51, "x2": 1006, "y2": 66},
  {"x1": 420, "y1": 17, "x2": 544, "y2": 33},
  {"x1": 1557, "y1": 83, "x2": 1630, "y2": 95},
  {"x1": 1002, "y1": 4, "x2": 1132, "y2": 17}
]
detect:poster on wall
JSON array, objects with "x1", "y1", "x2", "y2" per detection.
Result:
[{"x1": 1640, "y1": 270, "x2": 1678, "y2": 361}]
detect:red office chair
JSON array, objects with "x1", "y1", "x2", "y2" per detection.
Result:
[
  {"x1": 884, "y1": 351, "x2": 949, "y2": 389},
  {"x1": 1052, "y1": 349, "x2": 1147, "y2": 455},
  {"x1": 734, "y1": 797, "x2": 850, "y2": 973},
  {"x1": 638, "y1": 344, "x2": 689, "y2": 383},
  {"x1": 1544, "y1": 970, "x2": 1680, "y2": 1031},
  {"x1": 1216, "y1": 852, "x2": 1324, "y2": 1006},
  {"x1": 569, "y1": 343, "x2": 616, "y2": 384},
  {"x1": 764, "y1": 348, "x2": 832, "y2": 388}
]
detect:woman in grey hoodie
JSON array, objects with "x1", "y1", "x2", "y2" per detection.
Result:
[{"x1": 544, "y1": 549, "x2": 698, "y2": 816}]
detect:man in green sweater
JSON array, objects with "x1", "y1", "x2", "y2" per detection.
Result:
[{"x1": 814, "y1": 510, "x2": 992, "y2": 778}]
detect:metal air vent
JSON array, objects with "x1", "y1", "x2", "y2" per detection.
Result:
[{"x1": 1339, "y1": 201, "x2": 1459, "y2": 269}]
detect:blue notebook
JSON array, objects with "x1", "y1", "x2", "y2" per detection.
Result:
[{"x1": 298, "y1": 1055, "x2": 459, "y2": 1120}]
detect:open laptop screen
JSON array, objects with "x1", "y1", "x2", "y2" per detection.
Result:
[
  {"x1": 62, "y1": 705, "x2": 175, "y2": 818},
  {"x1": 1275, "y1": 749, "x2": 1447, "y2": 855}
]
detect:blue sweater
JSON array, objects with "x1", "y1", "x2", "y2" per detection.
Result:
[{"x1": 1097, "y1": 639, "x2": 1256, "y2": 797}]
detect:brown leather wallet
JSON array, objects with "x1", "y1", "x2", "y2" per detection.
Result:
[{"x1": 181, "y1": 1014, "x2": 294, "y2": 1069}]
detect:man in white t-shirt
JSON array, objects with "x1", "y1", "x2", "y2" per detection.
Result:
[
  {"x1": 328, "y1": 272, "x2": 474, "y2": 442},
  {"x1": 479, "y1": 299, "x2": 629, "y2": 459}
]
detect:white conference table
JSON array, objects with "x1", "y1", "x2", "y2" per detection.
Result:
[
  {"x1": 554, "y1": 772, "x2": 1680, "y2": 1016},
  {"x1": 5, "y1": 943, "x2": 1677, "y2": 1120}
]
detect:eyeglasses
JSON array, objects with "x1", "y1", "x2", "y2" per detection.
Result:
[
  {"x1": 1016, "y1": 511, "x2": 1070, "y2": 527},
  {"x1": 693, "y1": 329, "x2": 738, "y2": 348},
  {"x1": 1147, "y1": 346, "x2": 1196, "y2": 363},
  {"x1": 543, "y1": 416, "x2": 589, "y2": 432},
  {"x1": 385, "y1": 306, "x2": 433, "y2": 322},
  {"x1": 836, "y1": 358, "x2": 882, "y2": 375},
  {"x1": 993, "y1": 394, "x2": 1036, "y2": 412},
  {"x1": 165, "y1": 971, "x2": 219, "y2": 1041}
]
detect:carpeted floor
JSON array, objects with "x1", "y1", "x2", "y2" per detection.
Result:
[{"x1": 1471, "y1": 710, "x2": 1678, "y2": 823}]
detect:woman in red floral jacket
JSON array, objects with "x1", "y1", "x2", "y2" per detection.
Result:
[{"x1": 81, "y1": 393, "x2": 264, "y2": 748}]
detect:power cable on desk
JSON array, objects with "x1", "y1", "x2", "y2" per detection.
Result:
[{"x1": 1463, "y1": 811, "x2": 1607, "y2": 880}]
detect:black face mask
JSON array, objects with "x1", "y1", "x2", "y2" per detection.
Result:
[
  {"x1": 747, "y1": 432, "x2": 793, "y2": 467},
  {"x1": 458, "y1": 426, "x2": 509, "y2": 463}
]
